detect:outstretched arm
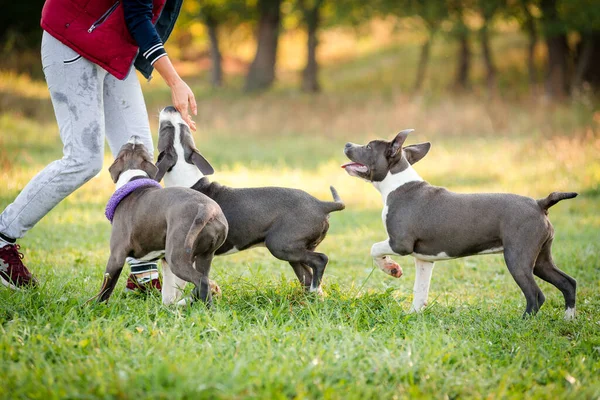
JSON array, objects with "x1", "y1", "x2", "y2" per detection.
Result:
[{"x1": 122, "y1": 0, "x2": 197, "y2": 130}]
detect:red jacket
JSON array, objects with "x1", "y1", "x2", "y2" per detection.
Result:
[{"x1": 41, "y1": 0, "x2": 166, "y2": 80}]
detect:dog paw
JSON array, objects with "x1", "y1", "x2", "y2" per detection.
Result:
[
  {"x1": 564, "y1": 307, "x2": 576, "y2": 321},
  {"x1": 209, "y1": 279, "x2": 221, "y2": 297},
  {"x1": 310, "y1": 286, "x2": 324, "y2": 297},
  {"x1": 378, "y1": 257, "x2": 403, "y2": 278},
  {"x1": 408, "y1": 302, "x2": 426, "y2": 314},
  {"x1": 176, "y1": 297, "x2": 191, "y2": 307}
]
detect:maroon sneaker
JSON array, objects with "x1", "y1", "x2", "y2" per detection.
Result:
[
  {"x1": 125, "y1": 274, "x2": 161, "y2": 293},
  {"x1": 0, "y1": 244, "x2": 37, "y2": 289}
]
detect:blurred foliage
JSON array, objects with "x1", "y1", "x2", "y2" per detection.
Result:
[
  {"x1": 3, "y1": 0, "x2": 600, "y2": 54},
  {"x1": 1, "y1": 0, "x2": 599, "y2": 94},
  {"x1": 559, "y1": 0, "x2": 600, "y2": 34},
  {"x1": 0, "y1": 0, "x2": 45, "y2": 52}
]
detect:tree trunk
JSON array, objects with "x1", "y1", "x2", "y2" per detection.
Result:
[
  {"x1": 480, "y1": 22, "x2": 497, "y2": 94},
  {"x1": 454, "y1": 24, "x2": 471, "y2": 91},
  {"x1": 245, "y1": 0, "x2": 282, "y2": 92},
  {"x1": 544, "y1": 35, "x2": 570, "y2": 98},
  {"x1": 206, "y1": 18, "x2": 222, "y2": 88},
  {"x1": 414, "y1": 32, "x2": 433, "y2": 93},
  {"x1": 540, "y1": 0, "x2": 570, "y2": 99},
  {"x1": 520, "y1": 0, "x2": 538, "y2": 91},
  {"x1": 572, "y1": 32, "x2": 600, "y2": 92},
  {"x1": 302, "y1": 2, "x2": 321, "y2": 93},
  {"x1": 582, "y1": 33, "x2": 600, "y2": 89}
]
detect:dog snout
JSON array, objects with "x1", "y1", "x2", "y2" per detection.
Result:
[
  {"x1": 344, "y1": 142, "x2": 356, "y2": 155},
  {"x1": 159, "y1": 106, "x2": 186, "y2": 127},
  {"x1": 128, "y1": 135, "x2": 142, "y2": 145},
  {"x1": 161, "y1": 105, "x2": 178, "y2": 114}
]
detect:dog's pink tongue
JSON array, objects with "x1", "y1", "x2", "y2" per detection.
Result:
[{"x1": 341, "y1": 162, "x2": 363, "y2": 169}]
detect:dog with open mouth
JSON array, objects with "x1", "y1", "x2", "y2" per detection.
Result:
[
  {"x1": 154, "y1": 106, "x2": 345, "y2": 295},
  {"x1": 91, "y1": 136, "x2": 228, "y2": 307},
  {"x1": 343, "y1": 129, "x2": 578, "y2": 319}
]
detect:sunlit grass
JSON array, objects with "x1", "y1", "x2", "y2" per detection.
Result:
[
  {"x1": 0, "y1": 71, "x2": 49, "y2": 100},
  {"x1": 2, "y1": 111, "x2": 599, "y2": 398}
]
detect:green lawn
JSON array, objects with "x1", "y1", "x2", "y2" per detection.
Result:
[{"x1": 1, "y1": 32, "x2": 600, "y2": 398}]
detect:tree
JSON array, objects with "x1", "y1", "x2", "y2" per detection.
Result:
[
  {"x1": 572, "y1": 32, "x2": 600, "y2": 92},
  {"x1": 366, "y1": 0, "x2": 445, "y2": 92},
  {"x1": 298, "y1": 0, "x2": 325, "y2": 92},
  {"x1": 197, "y1": 0, "x2": 250, "y2": 88},
  {"x1": 0, "y1": 0, "x2": 45, "y2": 76},
  {"x1": 515, "y1": 0, "x2": 540, "y2": 92},
  {"x1": 477, "y1": 0, "x2": 503, "y2": 94},
  {"x1": 410, "y1": 0, "x2": 449, "y2": 92},
  {"x1": 540, "y1": 0, "x2": 570, "y2": 98},
  {"x1": 0, "y1": 1, "x2": 45, "y2": 52},
  {"x1": 200, "y1": 5, "x2": 224, "y2": 87},
  {"x1": 560, "y1": 0, "x2": 600, "y2": 93},
  {"x1": 451, "y1": 3, "x2": 472, "y2": 91},
  {"x1": 245, "y1": 0, "x2": 283, "y2": 92}
]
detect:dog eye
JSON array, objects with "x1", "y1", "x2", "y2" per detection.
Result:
[{"x1": 366, "y1": 145, "x2": 372, "y2": 150}]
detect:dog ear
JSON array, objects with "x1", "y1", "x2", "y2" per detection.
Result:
[
  {"x1": 154, "y1": 122, "x2": 177, "y2": 182},
  {"x1": 389, "y1": 129, "x2": 414, "y2": 157},
  {"x1": 190, "y1": 150, "x2": 215, "y2": 175},
  {"x1": 141, "y1": 160, "x2": 159, "y2": 180},
  {"x1": 154, "y1": 149, "x2": 177, "y2": 182},
  {"x1": 403, "y1": 142, "x2": 431, "y2": 165},
  {"x1": 180, "y1": 125, "x2": 215, "y2": 175},
  {"x1": 157, "y1": 124, "x2": 174, "y2": 153},
  {"x1": 108, "y1": 157, "x2": 125, "y2": 183}
]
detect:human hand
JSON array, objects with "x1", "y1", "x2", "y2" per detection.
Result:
[
  {"x1": 152, "y1": 56, "x2": 198, "y2": 130},
  {"x1": 170, "y1": 78, "x2": 197, "y2": 131}
]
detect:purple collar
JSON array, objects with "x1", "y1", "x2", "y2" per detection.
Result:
[{"x1": 105, "y1": 178, "x2": 162, "y2": 223}]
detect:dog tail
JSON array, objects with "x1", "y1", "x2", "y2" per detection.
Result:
[
  {"x1": 184, "y1": 207, "x2": 212, "y2": 257},
  {"x1": 321, "y1": 186, "x2": 345, "y2": 213},
  {"x1": 537, "y1": 192, "x2": 578, "y2": 213}
]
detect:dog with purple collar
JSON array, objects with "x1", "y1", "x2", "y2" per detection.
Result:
[{"x1": 92, "y1": 136, "x2": 228, "y2": 307}]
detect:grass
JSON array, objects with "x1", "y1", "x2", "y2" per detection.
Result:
[{"x1": 1, "y1": 24, "x2": 600, "y2": 399}]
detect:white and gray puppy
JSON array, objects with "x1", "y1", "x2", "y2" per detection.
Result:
[
  {"x1": 343, "y1": 130, "x2": 577, "y2": 319},
  {"x1": 154, "y1": 106, "x2": 345, "y2": 294},
  {"x1": 93, "y1": 136, "x2": 228, "y2": 307}
]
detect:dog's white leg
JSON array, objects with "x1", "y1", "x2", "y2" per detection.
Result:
[
  {"x1": 564, "y1": 307, "x2": 576, "y2": 320},
  {"x1": 409, "y1": 258, "x2": 435, "y2": 313},
  {"x1": 161, "y1": 260, "x2": 186, "y2": 306},
  {"x1": 371, "y1": 240, "x2": 403, "y2": 278}
]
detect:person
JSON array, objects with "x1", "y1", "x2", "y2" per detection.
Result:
[{"x1": 0, "y1": 0, "x2": 195, "y2": 292}]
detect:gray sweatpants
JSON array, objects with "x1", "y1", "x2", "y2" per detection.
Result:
[{"x1": 0, "y1": 31, "x2": 154, "y2": 239}]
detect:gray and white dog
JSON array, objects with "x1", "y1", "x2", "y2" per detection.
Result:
[
  {"x1": 154, "y1": 107, "x2": 345, "y2": 294},
  {"x1": 93, "y1": 136, "x2": 228, "y2": 307},
  {"x1": 343, "y1": 130, "x2": 577, "y2": 319}
]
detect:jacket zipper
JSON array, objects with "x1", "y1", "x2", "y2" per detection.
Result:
[{"x1": 88, "y1": 1, "x2": 120, "y2": 33}]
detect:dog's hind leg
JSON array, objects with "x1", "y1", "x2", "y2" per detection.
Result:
[
  {"x1": 96, "y1": 252, "x2": 126, "y2": 302},
  {"x1": 190, "y1": 254, "x2": 214, "y2": 307},
  {"x1": 168, "y1": 258, "x2": 208, "y2": 307},
  {"x1": 161, "y1": 259, "x2": 187, "y2": 306},
  {"x1": 503, "y1": 245, "x2": 545, "y2": 317},
  {"x1": 305, "y1": 252, "x2": 328, "y2": 294},
  {"x1": 289, "y1": 262, "x2": 313, "y2": 289},
  {"x1": 533, "y1": 238, "x2": 577, "y2": 320},
  {"x1": 266, "y1": 237, "x2": 326, "y2": 294},
  {"x1": 409, "y1": 259, "x2": 434, "y2": 313}
]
